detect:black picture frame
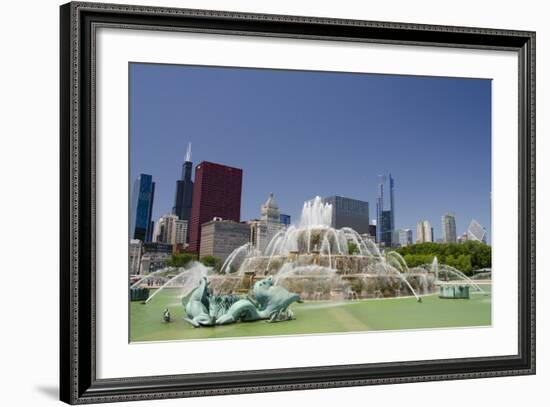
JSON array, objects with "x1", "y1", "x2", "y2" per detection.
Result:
[{"x1": 60, "y1": 2, "x2": 536, "y2": 404}]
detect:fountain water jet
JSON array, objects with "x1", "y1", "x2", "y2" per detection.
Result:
[
  {"x1": 436, "y1": 263, "x2": 486, "y2": 294},
  {"x1": 144, "y1": 262, "x2": 208, "y2": 304},
  {"x1": 321, "y1": 235, "x2": 333, "y2": 269},
  {"x1": 431, "y1": 256, "x2": 439, "y2": 280},
  {"x1": 220, "y1": 243, "x2": 256, "y2": 274},
  {"x1": 386, "y1": 251, "x2": 410, "y2": 274},
  {"x1": 130, "y1": 267, "x2": 175, "y2": 289}
]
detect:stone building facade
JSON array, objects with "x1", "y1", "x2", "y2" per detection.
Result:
[{"x1": 200, "y1": 219, "x2": 250, "y2": 262}]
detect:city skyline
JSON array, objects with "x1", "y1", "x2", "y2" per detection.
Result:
[{"x1": 130, "y1": 63, "x2": 491, "y2": 243}]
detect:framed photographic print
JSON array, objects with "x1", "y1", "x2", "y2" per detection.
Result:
[{"x1": 60, "y1": 1, "x2": 535, "y2": 404}]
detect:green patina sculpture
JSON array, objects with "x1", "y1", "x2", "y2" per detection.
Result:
[
  {"x1": 184, "y1": 277, "x2": 215, "y2": 327},
  {"x1": 163, "y1": 308, "x2": 171, "y2": 323},
  {"x1": 439, "y1": 284, "x2": 470, "y2": 299},
  {"x1": 183, "y1": 276, "x2": 301, "y2": 327},
  {"x1": 130, "y1": 287, "x2": 150, "y2": 302}
]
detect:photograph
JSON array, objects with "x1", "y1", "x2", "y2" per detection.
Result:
[
  {"x1": 0, "y1": 0, "x2": 543, "y2": 403},
  {"x1": 55, "y1": 1, "x2": 536, "y2": 404},
  {"x1": 128, "y1": 63, "x2": 493, "y2": 343}
]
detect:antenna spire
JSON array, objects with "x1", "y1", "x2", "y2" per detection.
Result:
[{"x1": 185, "y1": 142, "x2": 192, "y2": 162}]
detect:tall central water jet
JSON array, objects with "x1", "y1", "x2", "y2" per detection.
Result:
[{"x1": 299, "y1": 196, "x2": 333, "y2": 229}]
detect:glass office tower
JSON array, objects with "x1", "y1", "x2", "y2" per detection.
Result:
[{"x1": 130, "y1": 173, "x2": 155, "y2": 242}]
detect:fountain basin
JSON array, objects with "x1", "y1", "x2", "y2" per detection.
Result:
[
  {"x1": 207, "y1": 270, "x2": 437, "y2": 300},
  {"x1": 130, "y1": 287, "x2": 150, "y2": 302},
  {"x1": 211, "y1": 197, "x2": 449, "y2": 302},
  {"x1": 439, "y1": 285, "x2": 470, "y2": 299}
]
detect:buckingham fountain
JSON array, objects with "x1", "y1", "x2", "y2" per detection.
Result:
[
  {"x1": 207, "y1": 196, "x2": 437, "y2": 302},
  {"x1": 132, "y1": 197, "x2": 487, "y2": 326}
]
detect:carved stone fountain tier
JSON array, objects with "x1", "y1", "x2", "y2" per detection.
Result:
[
  {"x1": 243, "y1": 254, "x2": 381, "y2": 275},
  {"x1": 208, "y1": 266, "x2": 436, "y2": 300}
]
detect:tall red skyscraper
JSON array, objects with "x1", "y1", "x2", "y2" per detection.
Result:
[{"x1": 189, "y1": 161, "x2": 243, "y2": 253}]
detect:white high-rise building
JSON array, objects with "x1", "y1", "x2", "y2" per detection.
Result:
[
  {"x1": 416, "y1": 222, "x2": 423, "y2": 243},
  {"x1": 174, "y1": 219, "x2": 187, "y2": 245},
  {"x1": 416, "y1": 220, "x2": 433, "y2": 243},
  {"x1": 129, "y1": 239, "x2": 142, "y2": 275},
  {"x1": 467, "y1": 219, "x2": 487, "y2": 243},
  {"x1": 442, "y1": 213, "x2": 457, "y2": 243},
  {"x1": 397, "y1": 229, "x2": 413, "y2": 247},
  {"x1": 251, "y1": 193, "x2": 285, "y2": 253},
  {"x1": 153, "y1": 214, "x2": 188, "y2": 245}
]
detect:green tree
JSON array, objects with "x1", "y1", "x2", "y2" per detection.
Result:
[
  {"x1": 395, "y1": 241, "x2": 489, "y2": 274},
  {"x1": 167, "y1": 253, "x2": 196, "y2": 268},
  {"x1": 457, "y1": 254, "x2": 473, "y2": 274},
  {"x1": 348, "y1": 241, "x2": 359, "y2": 255},
  {"x1": 403, "y1": 254, "x2": 434, "y2": 268},
  {"x1": 466, "y1": 241, "x2": 491, "y2": 270},
  {"x1": 200, "y1": 255, "x2": 222, "y2": 272},
  {"x1": 310, "y1": 233, "x2": 321, "y2": 250}
]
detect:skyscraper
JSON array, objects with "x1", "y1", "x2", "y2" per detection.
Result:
[
  {"x1": 376, "y1": 174, "x2": 395, "y2": 247},
  {"x1": 467, "y1": 219, "x2": 487, "y2": 243},
  {"x1": 130, "y1": 173, "x2": 155, "y2": 242},
  {"x1": 380, "y1": 210, "x2": 392, "y2": 246},
  {"x1": 172, "y1": 143, "x2": 194, "y2": 239},
  {"x1": 188, "y1": 161, "x2": 243, "y2": 253},
  {"x1": 153, "y1": 214, "x2": 188, "y2": 245},
  {"x1": 416, "y1": 220, "x2": 434, "y2": 243},
  {"x1": 397, "y1": 229, "x2": 413, "y2": 247},
  {"x1": 322, "y1": 196, "x2": 369, "y2": 234},
  {"x1": 442, "y1": 212, "x2": 457, "y2": 243}
]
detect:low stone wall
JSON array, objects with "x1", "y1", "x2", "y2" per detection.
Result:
[
  {"x1": 207, "y1": 271, "x2": 436, "y2": 300},
  {"x1": 278, "y1": 272, "x2": 436, "y2": 300}
]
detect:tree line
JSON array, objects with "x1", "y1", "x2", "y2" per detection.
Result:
[
  {"x1": 166, "y1": 253, "x2": 222, "y2": 271},
  {"x1": 393, "y1": 241, "x2": 491, "y2": 275}
]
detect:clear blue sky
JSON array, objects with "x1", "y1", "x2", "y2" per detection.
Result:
[{"x1": 130, "y1": 63, "x2": 491, "y2": 242}]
